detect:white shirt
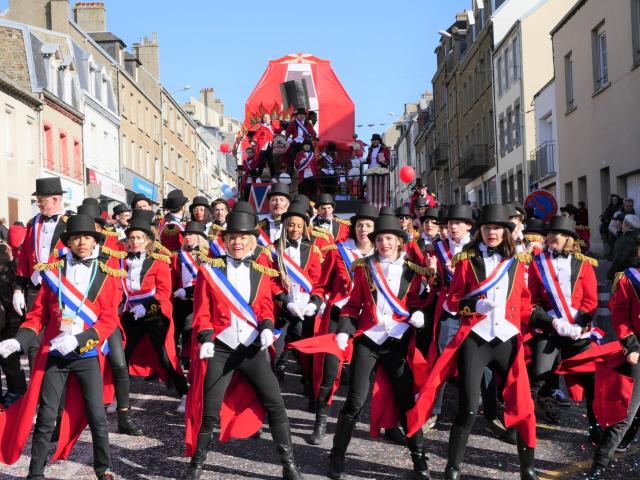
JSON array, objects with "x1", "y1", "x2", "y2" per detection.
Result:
[
  {"x1": 471, "y1": 244, "x2": 520, "y2": 342},
  {"x1": 126, "y1": 252, "x2": 147, "y2": 291},
  {"x1": 334, "y1": 239, "x2": 372, "y2": 309},
  {"x1": 32, "y1": 213, "x2": 64, "y2": 284},
  {"x1": 548, "y1": 252, "x2": 578, "y2": 320},
  {"x1": 364, "y1": 254, "x2": 410, "y2": 345},
  {"x1": 369, "y1": 146, "x2": 381, "y2": 168},
  {"x1": 268, "y1": 216, "x2": 282, "y2": 243},
  {"x1": 62, "y1": 247, "x2": 100, "y2": 335},
  {"x1": 285, "y1": 240, "x2": 310, "y2": 306},
  {"x1": 316, "y1": 217, "x2": 333, "y2": 234},
  {"x1": 216, "y1": 256, "x2": 258, "y2": 349},
  {"x1": 448, "y1": 233, "x2": 471, "y2": 256}
]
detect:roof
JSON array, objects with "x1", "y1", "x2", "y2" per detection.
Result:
[
  {"x1": 124, "y1": 51, "x2": 141, "y2": 65},
  {"x1": 0, "y1": 72, "x2": 41, "y2": 108},
  {"x1": 550, "y1": 0, "x2": 587, "y2": 36},
  {"x1": 88, "y1": 31, "x2": 126, "y2": 47}
]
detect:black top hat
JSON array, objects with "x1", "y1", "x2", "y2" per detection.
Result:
[
  {"x1": 316, "y1": 193, "x2": 335, "y2": 207},
  {"x1": 268, "y1": 182, "x2": 292, "y2": 201},
  {"x1": 523, "y1": 218, "x2": 546, "y2": 235},
  {"x1": 445, "y1": 205, "x2": 474, "y2": 224},
  {"x1": 395, "y1": 206, "x2": 412, "y2": 218},
  {"x1": 61, "y1": 214, "x2": 105, "y2": 245},
  {"x1": 295, "y1": 107, "x2": 307, "y2": 115},
  {"x1": 370, "y1": 133, "x2": 382, "y2": 142},
  {"x1": 163, "y1": 189, "x2": 188, "y2": 210},
  {"x1": 82, "y1": 198, "x2": 100, "y2": 208},
  {"x1": 476, "y1": 204, "x2": 515, "y2": 231},
  {"x1": 368, "y1": 215, "x2": 407, "y2": 242},
  {"x1": 379, "y1": 206, "x2": 395, "y2": 216},
  {"x1": 437, "y1": 207, "x2": 448, "y2": 225},
  {"x1": 183, "y1": 221, "x2": 208, "y2": 239},
  {"x1": 415, "y1": 174, "x2": 428, "y2": 188},
  {"x1": 420, "y1": 208, "x2": 439, "y2": 222},
  {"x1": 507, "y1": 202, "x2": 527, "y2": 220},
  {"x1": 413, "y1": 197, "x2": 428, "y2": 208},
  {"x1": 351, "y1": 204, "x2": 379, "y2": 223},
  {"x1": 223, "y1": 211, "x2": 259, "y2": 237},
  {"x1": 131, "y1": 193, "x2": 156, "y2": 208},
  {"x1": 294, "y1": 194, "x2": 311, "y2": 207},
  {"x1": 112, "y1": 202, "x2": 131, "y2": 219},
  {"x1": 281, "y1": 201, "x2": 310, "y2": 225},
  {"x1": 130, "y1": 209, "x2": 155, "y2": 225},
  {"x1": 325, "y1": 142, "x2": 337, "y2": 153},
  {"x1": 76, "y1": 204, "x2": 106, "y2": 227},
  {"x1": 33, "y1": 177, "x2": 64, "y2": 197},
  {"x1": 546, "y1": 215, "x2": 578, "y2": 238},
  {"x1": 232, "y1": 200, "x2": 257, "y2": 216},
  {"x1": 126, "y1": 216, "x2": 155, "y2": 240},
  {"x1": 189, "y1": 196, "x2": 211, "y2": 216}
]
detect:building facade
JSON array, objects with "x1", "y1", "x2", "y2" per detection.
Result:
[{"x1": 531, "y1": 78, "x2": 558, "y2": 196}]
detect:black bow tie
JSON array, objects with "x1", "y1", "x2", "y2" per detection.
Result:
[
  {"x1": 272, "y1": 220, "x2": 281, "y2": 228},
  {"x1": 317, "y1": 218, "x2": 331, "y2": 227},
  {"x1": 229, "y1": 257, "x2": 252, "y2": 268},
  {"x1": 72, "y1": 255, "x2": 95, "y2": 267},
  {"x1": 214, "y1": 220, "x2": 225, "y2": 227},
  {"x1": 42, "y1": 215, "x2": 59, "y2": 223},
  {"x1": 286, "y1": 239, "x2": 299, "y2": 249},
  {"x1": 127, "y1": 252, "x2": 142, "y2": 260},
  {"x1": 552, "y1": 250, "x2": 569, "y2": 259},
  {"x1": 484, "y1": 247, "x2": 497, "y2": 257}
]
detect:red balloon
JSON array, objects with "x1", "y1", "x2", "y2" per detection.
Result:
[
  {"x1": 399, "y1": 165, "x2": 416, "y2": 183},
  {"x1": 220, "y1": 143, "x2": 231, "y2": 154}
]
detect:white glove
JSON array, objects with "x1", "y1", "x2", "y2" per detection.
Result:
[
  {"x1": 50, "y1": 334, "x2": 79, "y2": 356},
  {"x1": 199, "y1": 342, "x2": 215, "y2": 359},
  {"x1": 303, "y1": 303, "x2": 318, "y2": 317},
  {"x1": 173, "y1": 288, "x2": 187, "y2": 299},
  {"x1": 475, "y1": 299, "x2": 497, "y2": 315},
  {"x1": 130, "y1": 304, "x2": 146, "y2": 320},
  {"x1": 286, "y1": 303, "x2": 304, "y2": 320},
  {"x1": 552, "y1": 318, "x2": 582, "y2": 340},
  {"x1": 12, "y1": 290, "x2": 26, "y2": 315},
  {"x1": 260, "y1": 329, "x2": 274, "y2": 350},
  {"x1": 0, "y1": 339, "x2": 21, "y2": 358},
  {"x1": 409, "y1": 311, "x2": 425, "y2": 329},
  {"x1": 336, "y1": 332, "x2": 349, "y2": 351}
]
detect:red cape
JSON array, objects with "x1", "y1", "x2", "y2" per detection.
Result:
[{"x1": 593, "y1": 351, "x2": 635, "y2": 428}]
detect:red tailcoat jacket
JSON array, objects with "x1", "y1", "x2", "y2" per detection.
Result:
[
  {"x1": 365, "y1": 145, "x2": 390, "y2": 167},
  {"x1": 407, "y1": 249, "x2": 537, "y2": 448},
  {"x1": 285, "y1": 119, "x2": 318, "y2": 143},
  {"x1": 0, "y1": 258, "x2": 120, "y2": 464},
  {"x1": 294, "y1": 150, "x2": 319, "y2": 178},
  {"x1": 159, "y1": 217, "x2": 184, "y2": 253}
]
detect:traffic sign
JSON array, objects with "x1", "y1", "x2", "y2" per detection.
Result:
[{"x1": 524, "y1": 189, "x2": 558, "y2": 222}]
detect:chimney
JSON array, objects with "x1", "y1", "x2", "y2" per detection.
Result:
[
  {"x1": 132, "y1": 32, "x2": 160, "y2": 80},
  {"x1": 74, "y1": 2, "x2": 106, "y2": 32},
  {"x1": 49, "y1": 0, "x2": 70, "y2": 33},
  {"x1": 6, "y1": 0, "x2": 49, "y2": 29}
]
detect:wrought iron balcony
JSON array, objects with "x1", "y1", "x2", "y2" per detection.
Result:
[
  {"x1": 433, "y1": 143, "x2": 449, "y2": 167},
  {"x1": 459, "y1": 144, "x2": 490, "y2": 179},
  {"x1": 528, "y1": 141, "x2": 556, "y2": 184}
]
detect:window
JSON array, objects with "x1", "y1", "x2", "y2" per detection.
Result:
[
  {"x1": 163, "y1": 141, "x2": 168, "y2": 168},
  {"x1": 592, "y1": 23, "x2": 608, "y2": 90},
  {"x1": 497, "y1": 57, "x2": 503, "y2": 97},
  {"x1": 131, "y1": 141, "x2": 136, "y2": 173},
  {"x1": 514, "y1": 100, "x2": 521, "y2": 147},
  {"x1": 120, "y1": 84, "x2": 127, "y2": 117},
  {"x1": 512, "y1": 36, "x2": 520, "y2": 81},
  {"x1": 508, "y1": 172, "x2": 515, "y2": 202},
  {"x1": 44, "y1": 123, "x2": 54, "y2": 170},
  {"x1": 503, "y1": 47, "x2": 510, "y2": 91},
  {"x1": 633, "y1": 0, "x2": 640, "y2": 65},
  {"x1": 139, "y1": 146, "x2": 144, "y2": 173},
  {"x1": 59, "y1": 131, "x2": 68, "y2": 176},
  {"x1": 500, "y1": 174, "x2": 508, "y2": 202},
  {"x1": 177, "y1": 153, "x2": 183, "y2": 177},
  {"x1": 170, "y1": 146, "x2": 176, "y2": 172},
  {"x1": 505, "y1": 107, "x2": 513, "y2": 152},
  {"x1": 154, "y1": 157, "x2": 160, "y2": 183},
  {"x1": 122, "y1": 134, "x2": 127, "y2": 167},
  {"x1": 564, "y1": 52, "x2": 575, "y2": 111},
  {"x1": 4, "y1": 105, "x2": 15, "y2": 159},
  {"x1": 26, "y1": 116, "x2": 35, "y2": 166},
  {"x1": 73, "y1": 139, "x2": 81, "y2": 180}
]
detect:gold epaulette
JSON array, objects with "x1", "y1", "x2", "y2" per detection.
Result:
[
  {"x1": 150, "y1": 252, "x2": 171, "y2": 264},
  {"x1": 209, "y1": 223, "x2": 224, "y2": 231},
  {"x1": 61, "y1": 215, "x2": 68, "y2": 223},
  {"x1": 321, "y1": 244, "x2": 338, "y2": 252},
  {"x1": 407, "y1": 261, "x2": 430, "y2": 276},
  {"x1": 199, "y1": 256, "x2": 225, "y2": 268},
  {"x1": 351, "y1": 258, "x2": 367, "y2": 269},
  {"x1": 162, "y1": 224, "x2": 181, "y2": 236},
  {"x1": 257, "y1": 245, "x2": 272, "y2": 257},
  {"x1": 312, "y1": 245, "x2": 322, "y2": 256},
  {"x1": 99, "y1": 261, "x2": 126, "y2": 278},
  {"x1": 257, "y1": 219, "x2": 268, "y2": 229},
  {"x1": 101, "y1": 246, "x2": 126, "y2": 259},
  {"x1": 311, "y1": 228, "x2": 330, "y2": 241},
  {"x1": 424, "y1": 244, "x2": 435, "y2": 253},
  {"x1": 612, "y1": 271, "x2": 625, "y2": 294},
  {"x1": 251, "y1": 261, "x2": 279, "y2": 277},
  {"x1": 102, "y1": 229, "x2": 118, "y2": 237},
  {"x1": 34, "y1": 260, "x2": 63, "y2": 271},
  {"x1": 451, "y1": 250, "x2": 475, "y2": 268},
  {"x1": 154, "y1": 241, "x2": 173, "y2": 256},
  {"x1": 575, "y1": 225, "x2": 591, "y2": 231},
  {"x1": 523, "y1": 233, "x2": 545, "y2": 243},
  {"x1": 575, "y1": 252, "x2": 598, "y2": 267},
  {"x1": 516, "y1": 252, "x2": 533, "y2": 264},
  {"x1": 334, "y1": 216, "x2": 351, "y2": 225}
]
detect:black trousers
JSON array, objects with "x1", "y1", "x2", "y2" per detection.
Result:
[
  {"x1": 454, "y1": 332, "x2": 517, "y2": 432},
  {"x1": 0, "y1": 305, "x2": 26, "y2": 395},
  {"x1": 25, "y1": 286, "x2": 42, "y2": 369},
  {"x1": 107, "y1": 328, "x2": 130, "y2": 408},
  {"x1": 30, "y1": 356, "x2": 111, "y2": 478},
  {"x1": 317, "y1": 306, "x2": 342, "y2": 405},
  {"x1": 273, "y1": 311, "x2": 315, "y2": 369},
  {"x1": 122, "y1": 313, "x2": 188, "y2": 396},
  {"x1": 200, "y1": 340, "x2": 289, "y2": 434},
  {"x1": 172, "y1": 298, "x2": 193, "y2": 356}
]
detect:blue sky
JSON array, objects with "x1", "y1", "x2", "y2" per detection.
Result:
[{"x1": 4, "y1": 0, "x2": 470, "y2": 142}]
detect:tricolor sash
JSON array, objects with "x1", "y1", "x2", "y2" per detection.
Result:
[
  {"x1": 258, "y1": 231, "x2": 313, "y2": 293},
  {"x1": 209, "y1": 237, "x2": 225, "y2": 256},
  {"x1": 295, "y1": 119, "x2": 309, "y2": 139},
  {"x1": 433, "y1": 239, "x2": 454, "y2": 282},
  {"x1": 200, "y1": 263, "x2": 258, "y2": 328},
  {"x1": 297, "y1": 152, "x2": 314, "y2": 173},
  {"x1": 178, "y1": 250, "x2": 199, "y2": 288},
  {"x1": 463, "y1": 257, "x2": 515, "y2": 299},
  {"x1": 336, "y1": 242, "x2": 361, "y2": 279},
  {"x1": 369, "y1": 258, "x2": 410, "y2": 318},
  {"x1": 534, "y1": 252, "x2": 575, "y2": 323},
  {"x1": 624, "y1": 267, "x2": 640, "y2": 292}
]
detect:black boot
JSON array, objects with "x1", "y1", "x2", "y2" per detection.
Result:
[
  {"x1": 270, "y1": 422, "x2": 304, "y2": 480},
  {"x1": 444, "y1": 425, "x2": 470, "y2": 480},
  {"x1": 517, "y1": 435, "x2": 537, "y2": 480},
  {"x1": 185, "y1": 431, "x2": 209, "y2": 480},
  {"x1": 407, "y1": 428, "x2": 431, "y2": 480},
  {"x1": 117, "y1": 408, "x2": 143, "y2": 436},
  {"x1": 308, "y1": 403, "x2": 329, "y2": 445},
  {"x1": 617, "y1": 412, "x2": 640, "y2": 452},
  {"x1": 328, "y1": 413, "x2": 356, "y2": 480}
]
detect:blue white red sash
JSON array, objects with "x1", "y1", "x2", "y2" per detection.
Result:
[
  {"x1": 257, "y1": 229, "x2": 272, "y2": 248},
  {"x1": 208, "y1": 237, "x2": 225, "y2": 256},
  {"x1": 200, "y1": 263, "x2": 258, "y2": 328},
  {"x1": 296, "y1": 119, "x2": 309, "y2": 139},
  {"x1": 624, "y1": 267, "x2": 640, "y2": 291},
  {"x1": 178, "y1": 250, "x2": 199, "y2": 288},
  {"x1": 118, "y1": 259, "x2": 157, "y2": 309},
  {"x1": 534, "y1": 252, "x2": 575, "y2": 323},
  {"x1": 258, "y1": 231, "x2": 312, "y2": 293},
  {"x1": 463, "y1": 257, "x2": 515, "y2": 299},
  {"x1": 336, "y1": 242, "x2": 361, "y2": 278},
  {"x1": 160, "y1": 219, "x2": 184, "y2": 234},
  {"x1": 369, "y1": 258, "x2": 410, "y2": 318},
  {"x1": 433, "y1": 239, "x2": 454, "y2": 282},
  {"x1": 297, "y1": 152, "x2": 314, "y2": 173}
]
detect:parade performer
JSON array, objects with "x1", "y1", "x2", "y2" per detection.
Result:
[
  {"x1": 589, "y1": 234, "x2": 640, "y2": 476},
  {"x1": 184, "y1": 210, "x2": 304, "y2": 480},
  {"x1": 407, "y1": 204, "x2": 537, "y2": 480},
  {"x1": 108, "y1": 203, "x2": 132, "y2": 243},
  {"x1": 364, "y1": 134, "x2": 390, "y2": 208},
  {"x1": 286, "y1": 108, "x2": 318, "y2": 171},
  {"x1": 306, "y1": 204, "x2": 378, "y2": 445},
  {"x1": 122, "y1": 215, "x2": 189, "y2": 411},
  {"x1": 508, "y1": 203, "x2": 527, "y2": 252},
  {"x1": 527, "y1": 215, "x2": 600, "y2": 442},
  {"x1": 160, "y1": 189, "x2": 188, "y2": 253},
  {"x1": 412, "y1": 198, "x2": 429, "y2": 231},
  {"x1": 255, "y1": 113, "x2": 282, "y2": 175},
  {"x1": 0, "y1": 214, "x2": 121, "y2": 479},
  {"x1": 318, "y1": 142, "x2": 338, "y2": 196},
  {"x1": 409, "y1": 175, "x2": 436, "y2": 216},
  {"x1": 311, "y1": 194, "x2": 350, "y2": 244},
  {"x1": 396, "y1": 206, "x2": 423, "y2": 263},
  {"x1": 365, "y1": 134, "x2": 390, "y2": 169},
  {"x1": 416, "y1": 208, "x2": 440, "y2": 256},
  {"x1": 294, "y1": 139, "x2": 318, "y2": 197},
  {"x1": 189, "y1": 196, "x2": 213, "y2": 232},
  {"x1": 326, "y1": 214, "x2": 433, "y2": 480},
  {"x1": 210, "y1": 198, "x2": 229, "y2": 232},
  {"x1": 258, "y1": 182, "x2": 292, "y2": 244},
  {"x1": 131, "y1": 192, "x2": 156, "y2": 211},
  {"x1": 522, "y1": 218, "x2": 546, "y2": 254}
]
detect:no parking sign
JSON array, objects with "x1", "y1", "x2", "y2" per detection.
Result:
[{"x1": 524, "y1": 190, "x2": 558, "y2": 222}]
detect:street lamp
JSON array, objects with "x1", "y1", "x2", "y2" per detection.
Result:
[{"x1": 170, "y1": 85, "x2": 192, "y2": 95}]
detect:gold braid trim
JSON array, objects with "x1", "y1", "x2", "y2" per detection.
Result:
[
  {"x1": 407, "y1": 261, "x2": 431, "y2": 276},
  {"x1": 516, "y1": 252, "x2": 533, "y2": 264},
  {"x1": 99, "y1": 262, "x2": 126, "y2": 278},
  {"x1": 575, "y1": 225, "x2": 591, "y2": 231},
  {"x1": 321, "y1": 244, "x2": 338, "y2": 252},
  {"x1": 575, "y1": 252, "x2": 598, "y2": 267},
  {"x1": 258, "y1": 245, "x2": 273, "y2": 257},
  {"x1": 251, "y1": 261, "x2": 279, "y2": 277},
  {"x1": 523, "y1": 233, "x2": 545, "y2": 243},
  {"x1": 154, "y1": 241, "x2": 173, "y2": 256},
  {"x1": 312, "y1": 245, "x2": 322, "y2": 256},
  {"x1": 79, "y1": 338, "x2": 99, "y2": 354},
  {"x1": 34, "y1": 260, "x2": 64, "y2": 271},
  {"x1": 311, "y1": 228, "x2": 329, "y2": 241},
  {"x1": 199, "y1": 256, "x2": 225, "y2": 268},
  {"x1": 209, "y1": 223, "x2": 224, "y2": 231},
  {"x1": 424, "y1": 244, "x2": 435, "y2": 253},
  {"x1": 102, "y1": 229, "x2": 118, "y2": 237},
  {"x1": 334, "y1": 216, "x2": 351, "y2": 225},
  {"x1": 150, "y1": 252, "x2": 171, "y2": 264},
  {"x1": 101, "y1": 246, "x2": 127, "y2": 259},
  {"x1": 451, "y1": 250, "x2": 475, "y2": 268},
  {"x1": 61, "y1": 215, "x2": 68, "y2": 223},
  {"x1": 162, "y1": 224, "x2": 181, "y2": 236},
  {"x1": 612, "y1": 271, "x2": 625, "y2": 294}
]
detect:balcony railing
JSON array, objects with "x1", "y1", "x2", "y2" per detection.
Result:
[
  {"x1": 528, "y1": 141, "x2": 556, "y2": 184},
  {"x1": 459, "y1": 144, "x2": 490, "y2": 179},
  {"x1": 433, "y1": 143, "x2": 449, "y2": 167}
]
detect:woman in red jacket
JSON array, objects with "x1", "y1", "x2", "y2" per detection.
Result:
[
  {"x1": 407, "y1": 204, "x2": 537, "y2": 480},
  {"x1": 328, "y1": 214, "x2": 433, "y2": 480},
  {"x1": 184, "y1": 211, "x2": 303, "y2": 480}
]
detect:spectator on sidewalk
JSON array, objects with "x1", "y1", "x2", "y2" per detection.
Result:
[
  {"x1": 0, "y1": 218, "x2": 8, "y2": 242},
  {"x1": 601, "y1": 194, "x2": 622, "y2": 255},
  {"x1": 607, "y1": 214, "x2": 640, "y2": 281}
]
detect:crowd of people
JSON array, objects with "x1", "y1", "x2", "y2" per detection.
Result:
[{"x1": 0, "y1": 174, "x2": 639, "y2": 480}]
